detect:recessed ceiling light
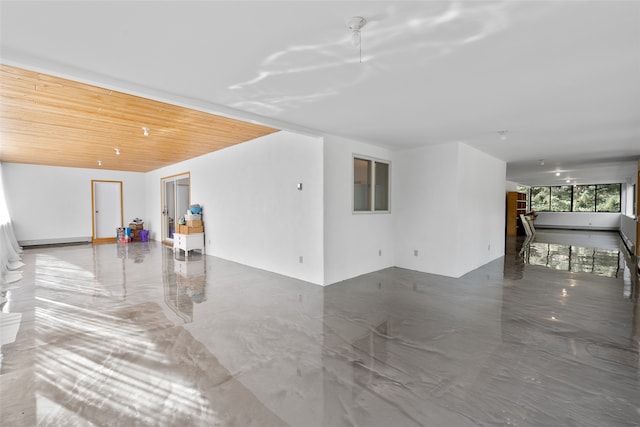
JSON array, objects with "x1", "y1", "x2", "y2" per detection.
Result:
[
  {"x1": 555, "y1": 172, "x2": 560, "y2": 176},
  {"x1": 566, "y1": 179, "x2": 570, "y2": 183}
]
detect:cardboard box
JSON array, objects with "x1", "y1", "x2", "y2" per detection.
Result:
[
  {"x1": 186, "y1": 226, "x2": 204, "y2": 234},
  {"x1": 186, "y1": 220, "x2": 202, "y2": 227},
  {"x1": 176, "y1": 225, "x2": 204, "y2": 234}
]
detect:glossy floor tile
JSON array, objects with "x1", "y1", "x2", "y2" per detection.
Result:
[{"x1": 1, "y1": 231, "x2": 639, "y2": 426}]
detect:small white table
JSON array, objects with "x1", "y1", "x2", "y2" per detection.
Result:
[{"x1": 173, "y1": 233, "x2": 204, "y2": 256}]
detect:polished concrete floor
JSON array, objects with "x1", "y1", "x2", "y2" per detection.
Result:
[{"x1": 1, "y1": 230, "x2": 639, "y2": 426}]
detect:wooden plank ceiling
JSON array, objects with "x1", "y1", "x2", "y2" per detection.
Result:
[{"x1": 0, "y1": 64, "x2": 279, "y2": 172}]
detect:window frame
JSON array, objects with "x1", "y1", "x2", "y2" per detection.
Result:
[
  {"x1": 530, "y1": 186, "x2": 551, "y2": 212},
  {"x1": 572, "y1": 184, "x2": 597, "y2": 212},
  {"x1": 352, "y1": 154, "x2": 391, "y2": 214},
  {"x1": 528, "y1": 183, "x2": 622, "y2": 213},
  {"x1": 550, "y1": 185, "x2": 573, "y2": 212},
  {"x1": 595, "y1": 183, "x2": 622, "y2": 212}
]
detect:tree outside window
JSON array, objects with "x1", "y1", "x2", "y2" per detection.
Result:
[
  {"x1": 596, "y1": 184, "x2": 621, "y2": 212},
  {"x1": 528, "y1": 183, "x2": 621, "y2": 213},
  {"x1": 573, "y1": 185, "x2": 596, "y2": 212},
  {"x1": 550, "y1": 186, "x2": 572, "y2": 211},
  {"x1": 530, "y1": 187, "x2": 550, "y2": 211}
]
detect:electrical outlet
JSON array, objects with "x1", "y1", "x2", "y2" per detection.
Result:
[
  {"x1": 299, "y1": 256, "x2": 303, "y2": 263},
  {"x1": 414, "y1": 249, "x2": 419, "y2": 256}
]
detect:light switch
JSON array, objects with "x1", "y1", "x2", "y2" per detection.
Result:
[{"x1": 297, "y1": 183, "x2": 303, "y2": 190}]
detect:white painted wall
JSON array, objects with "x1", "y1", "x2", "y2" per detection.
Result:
[
  {"x1": 394, "y1": 143, "x2": 460, "y2": 277},
  {"x1": 395, "y1": 143, "x2": 506, "y2": 278},
  {"x1": 323, "y1": 135, "x2": 395, "y2": 285},
  {"x1": 535, "y1": 212, "x2": 620, "y2": 230},
  {"x1": 145, "y1": 131, "x2": 325, "y2": 285},
  {"x1": 505, "y1": 180, "x2": 520, "y2": 192},
  {"x1": 456, "y1": 144, "x2": 506, "y2": 275},
  {"x1": 2, "y1": 163, "x2": 146, "y2": 245}
]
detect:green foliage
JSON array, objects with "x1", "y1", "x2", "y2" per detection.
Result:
[
  {"x1": 573, "y1": 185, "x2": 596, "y2": 212},
  {"x1": 528, "y1": 184, "x2": 621, "y2": 213},
  {"x1": 596, "y1": 184, "x2": 621, "y2": 212},
  {"x1": 531, "y1": 187, "x2": 550, "y2": 211},
  {"x1": 551, "y1": 186, "x2": 572, "y2": 211}
]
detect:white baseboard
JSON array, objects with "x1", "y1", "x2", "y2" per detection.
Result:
[{"x1": 19, "y1": 237, "x2": 92, "y2": 247}]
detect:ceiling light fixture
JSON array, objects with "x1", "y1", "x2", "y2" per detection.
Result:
[
  {"x1": 566, "y1": 179, "x2": 571, "y2": 183},
  {"x1": 498, "y1": 130, "x2": 508, "y2": 141},
  {"x1": 115, "y1": 148, "x2": 120, "y2": 156},
  {"x1": 142, "y1": 127, "x2": 149, "y2": 137},
  {"x1": 555, "y1": 172, "x2": 560, "y2": 176},
  {"x1": 347, "y1": 16, "x2": 367, "y2": 63}
]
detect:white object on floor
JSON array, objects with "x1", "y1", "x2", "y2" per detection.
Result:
[
  {"x1": 8, "y1": 260, "x2": 24, "y2": 270},
  {"x1": 4, "y1": 271, "x2": 22, "y2": 284},
  {"x1": 520, "y1": 214, "x2": 536, "y2": 237},
  {"x1": 173, "y1": 233, "x2": 204, "y2": 256},
  {"x1": 0, "y1": 311, "x2": 22, "y2": 345}
]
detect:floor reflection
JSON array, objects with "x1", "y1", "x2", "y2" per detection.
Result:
[
  {"x1": 523, "y1": 242, "x2": 622, "y2": 277},
  {"x1": 1, "y1": 234, "x2": 638, "y2": 426},
  {"x1": 507, "y1": 229, "x2": 637, "y2": 284},
  {"x1": 162, "y1": 249, "x2": 207, "y2": 323}
]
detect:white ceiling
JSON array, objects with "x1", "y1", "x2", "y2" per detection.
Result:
[{"x1": 1, "y1": 1, "x2": 639, "y2": 186}]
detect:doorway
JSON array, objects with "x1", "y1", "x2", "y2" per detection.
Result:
[
  {"x1": 161, "y1": 172, "x2": 190, "y2": 245},
  {"x1": 92, "y1": 180, "x2": 123, "y2": 243}
]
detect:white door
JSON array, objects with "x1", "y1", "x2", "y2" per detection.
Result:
[{"x1": 92, "y1": 180, "x2": 123, "y2": 242}]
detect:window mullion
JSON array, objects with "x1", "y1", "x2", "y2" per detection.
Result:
[
  {"x1": 371, "y1": 161, "x2": 376, "y2": 212},
  {"x1": 570, "y1": 185, "x2": 574, "y2": 212}
]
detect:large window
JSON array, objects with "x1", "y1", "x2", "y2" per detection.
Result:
[
  {"x1": 595, "y1": 184, "x2": 621, "y2": 212},
  {"x1": 529, "y1": 184, "x2": 621, "y2": 213},
  {"x1": 530, "y1": 187, "x2": 551, "y2": 211},
  {"x1": 353, "y1": 156, "x2": 390, "y2": 212},
  {"x1": 573, "y1": 185, "x2": 596, "y2": 212},
  {"x1": 550, "y1": 186, "x2": 572, "y2": 211}
]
